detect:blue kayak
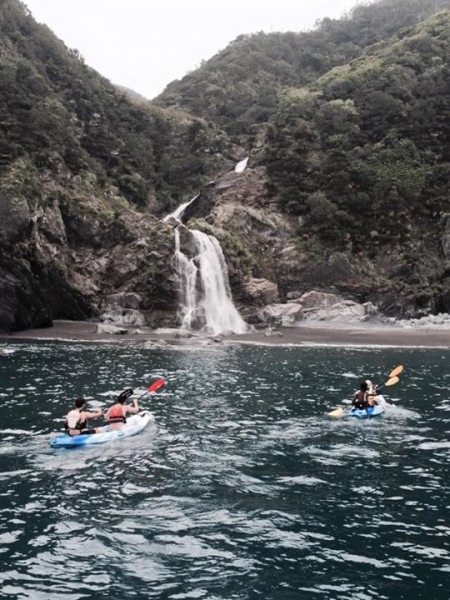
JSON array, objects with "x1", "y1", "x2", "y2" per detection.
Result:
[
  {"x1": 348, "y1": 395, "x2": 387, "y2": 419},
  {"x1": 50, "y1": 411, "x2": 155, "y2": 449}
]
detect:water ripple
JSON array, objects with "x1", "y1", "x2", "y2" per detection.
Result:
[{"x1": 0, "y1": 343, "x2": 448, "y2": 599}]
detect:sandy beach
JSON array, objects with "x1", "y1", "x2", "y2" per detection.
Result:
[{"x1": 0, "y1": 319, "x2": 449, "y2": 349}]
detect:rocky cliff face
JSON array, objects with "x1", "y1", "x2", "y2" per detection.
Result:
[
  {"x1": 1, "y1": 154, "x2": 448, "y2": 333},
  {"x1": 1, "y1": 0, "x2": 449, "y2": 333},
  {"x1": 0, "y1": 164, "x2": 178, "y2": 332},
  {"x1": 176, "y1": 163, "x2": 450, "y2": 325}
]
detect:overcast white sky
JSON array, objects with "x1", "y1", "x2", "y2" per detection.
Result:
[{"x1": 24, "y1": 0, "x2": 361, "y2": 99}]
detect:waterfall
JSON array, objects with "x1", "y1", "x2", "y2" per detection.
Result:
[
  {"x1": 235, "y1": 157, "x2": 248, "y2": 173},
  {"x1": 163, "y1": 194, "x2": 199, "y2": 223},
  {"x1": 174, "y1": 229, "x2": 198, "y2": 330},
  {"x1": 166, "y1": 158, "x2": 249, "y2": 335},
  {"x1": 174, "y1": 229, "x2": 247, "y2": 335}
]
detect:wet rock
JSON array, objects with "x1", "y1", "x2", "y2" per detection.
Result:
[
  {"x1": 242, "y1": 278, "x2": 279, "y2": 305},
  {"x1": 174, "y1": 329, "x2": 194, "y2": 338},
  {"x1": 0, "y1": 194, "x2": 31, "y2": 245},
  {"x1": 100, "y1": 308, "x2": 146, "y2": 327},
  {"x1": 264, "y1": 328, "x2": 284, "y2": 337},
  {"x1": 260, "y1": 303, "x2": 304, "y2": 327},
  {"x1": 97, "y1": 323, "x2": 128, "y2": 335},
  {"x1": 37, "y1": 202, "x2": 67, "y2": 245},
  {"x1": 299, "y1": 290, "x2": 343, "y2": 310},
  {"x1": 442, "y1": 286, "x2": 450, "y2": 313},
  {"x1": 105, "y1": 292, "x2": 142, "y2": 310},
  {"x1": 441, "y1": 233, "x2": 450, "y2": 259}
]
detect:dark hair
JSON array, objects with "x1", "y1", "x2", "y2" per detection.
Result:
[
  {"x1": 359, "y1": 381, "x2": 369, "y2": 392},
  {"x1": 117, "y1": 388, "x2": 133, "y2": 404},
  {"x1": 75, "y1": 397, "x2": 86, "y2": 409}
]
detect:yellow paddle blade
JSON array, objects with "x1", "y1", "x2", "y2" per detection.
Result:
[
  {"x1": 385, "y1": 375, "x2": 399, "y2": 387},
  {"x1": 389, "y1": 365, "x2": 403, "y2": 378},
  {"x1": 328, "y1": 407, "x2": 345, "y2": 418}
]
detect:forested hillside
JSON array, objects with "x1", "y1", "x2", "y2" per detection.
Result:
[
  {"x1": 0, "y1": 0, "x2": 449, "y2": 332},
  {"x1": 155, "y1": 0, "x2": 450, "y2": 316},
  {"x1": 265, "y1": 12, "x2": 450, "y2": 245},
  {"x1": 155, "y1": 0, "x2": 450, "y2": 143},
  {"x1": 0, "y1": 0, "x2": 230, "y2": 214},
  {"x1": 260, "y1": 10, "x2": 450, "y2": 313}
]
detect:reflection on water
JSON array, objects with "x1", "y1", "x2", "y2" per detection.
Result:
[{"x1": 0, "y1": 342, "x2": 449, "y2": 599}]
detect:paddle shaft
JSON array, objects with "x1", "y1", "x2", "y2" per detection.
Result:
[
  {"x1": 136, "y1": 378, "x2": 166, "y2": 401},
  {"x1": 106, "y1": 379, "x2": 166, "y2": 408}
]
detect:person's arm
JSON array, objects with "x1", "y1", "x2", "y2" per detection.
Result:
[
  {"x1": 126, "y1": 399, "x2": 139, "y2": 414},
  {"x1": 84, "y1": 409, "x2": 103, "y2": 419}
]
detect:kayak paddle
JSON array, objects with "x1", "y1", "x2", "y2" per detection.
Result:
[
  {"x1": 376, "y1": 375, "x2": 399, "y2": 391},
  {"x1": 108, "y1": 379, "x2": 167, "y2": 408},
  {"x1": 137, "y1": 378, "x2": 166, "y2": 400},
  {"x1": 376, "y1": 365, "x2": 403, "y2": 390},
  {"x1": 328, "y1": 366, "x2": 403, "y2": 418}
]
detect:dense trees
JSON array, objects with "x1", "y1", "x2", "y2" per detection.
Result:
[
  {"x1": 2, "y1": 0, "x2": 450, "y2": 276},
  {"x1": 0, "y1": 0, "x2": 229, "y2": 213},
  {"x1": 264, "y1": 11, "x2": 450, "y2": 254},
  {"x1": 155, "y1": 0, "x2": 450, "y2": 143}
]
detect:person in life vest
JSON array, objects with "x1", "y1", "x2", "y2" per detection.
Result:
[
  {"x1": 105, "y1": 388, "x2": 139, "y2": 431},
  {"x1": 65, "y1": 397, "x2": 104, "y2": 436},
  {"x1": 352, "y1": 380, "x2": 379, "y2": 410},
  {"x1": 365, "y1": 380, "x2": 379, "y2": 406}
]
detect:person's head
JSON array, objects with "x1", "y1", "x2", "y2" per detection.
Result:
[
  {"x1": 117, "y1": 388, "x2": 133, "y2": 404},
  {"x1": 365, "y1": 379, "x2": 373, "y2": 388},
  {"x1": 75, "y1": 397, "x2": 86, "y2": 409},
  {"x1": 359, "y1": 381, "x2": 369, "y2": 392}
]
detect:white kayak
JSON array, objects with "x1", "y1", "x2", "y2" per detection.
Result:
[
  {"x1": 348, "y1": 395, "x2": 387, "y2": 419},
  {"x1": 50, "y1": 411, "x2": 155, "y2": 449}
]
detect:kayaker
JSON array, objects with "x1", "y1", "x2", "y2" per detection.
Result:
[
  {"x1": 365, "y1": 380, "x2": 379, "y2": 406},
  {"x1": 65, "y1": 398, "x2": 104, "y2": 436},
  {"x1": 352, "y1": 380, "x2": 378, "y2": 409},
  {"x1": 105, "y1": 388, "x2": 139, "y2": 431}
]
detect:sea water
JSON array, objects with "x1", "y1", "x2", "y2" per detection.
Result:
[{"x1": 0, "y1": 342, "x2": 448, "y2": 599}]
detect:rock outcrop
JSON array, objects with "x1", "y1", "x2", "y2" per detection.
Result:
[
  {"x1": 1, "y1": 158, "x2": 448, "y2": 333},
  {"x1": 0, "y1": 166, "x2": 178, "y2": 332}
]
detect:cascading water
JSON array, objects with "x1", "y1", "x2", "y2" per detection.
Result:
[
  {"x1": 163, "y1": 194, "x2": 199, "y2": 223},
  {"x1": 235, "y1": 157, "x2": 248, "y2": 173},
  {"x1": 173, "y1": 228, "x2": 247, "y2": 335},
  {"x1": 173, "y1": 228, "x2": 198, "y2": 330},
  {"x1": 167, "y1": 173, "x2": 247, "y2": 335}
]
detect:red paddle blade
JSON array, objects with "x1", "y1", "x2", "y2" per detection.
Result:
[{"x1": 148, "y1": 378, "x2": 166, "y2": 393}]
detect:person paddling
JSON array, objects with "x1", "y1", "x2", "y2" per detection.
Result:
[
  {"x1": 65, "y1": 398, "x2": 104, "y2": 436},
  {"x1": 105, "y1": 388, "x2": 139, "y2": 431},
  {"x1": 352, "y1": 380, "x2": 379, "y2": 410},
  {"x1": 365, "y1": 380, "x2": 379, "y2": 406}
]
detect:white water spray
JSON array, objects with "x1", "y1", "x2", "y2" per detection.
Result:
[
  {"x1": 173, "y1": 229, "x2": 247, "y2": 335},
  {"x1": 235, "y1": 157, "x2": 249, "y2": 173},
  {"x1": 164, "y1": 194, "x2": 199, "y2": 222},
  {"x1": 167, "y1": 187, "x2": 247, "y2": 335}
]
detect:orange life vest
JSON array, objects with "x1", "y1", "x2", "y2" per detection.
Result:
[{"x1": 108, "y1": 404, "x2": 126, "y2": 424}]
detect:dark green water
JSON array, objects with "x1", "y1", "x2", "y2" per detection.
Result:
[{"x1": 0, "y1": 341, "x2": 449, "y2": 600}]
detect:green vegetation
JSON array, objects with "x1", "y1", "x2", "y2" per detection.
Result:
[
  {"x1": 1, "y1": 0, "x2": 450, "y2": 326},
  {"x1": 155, "y1": 0, "x2": 450, "y2": 143},
  {"x1": 264, "y1": 11, "x2": 450, "y2": 253},
  {"x1": 0, "y1": 0, "x2": 229, "y2": 214}
]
